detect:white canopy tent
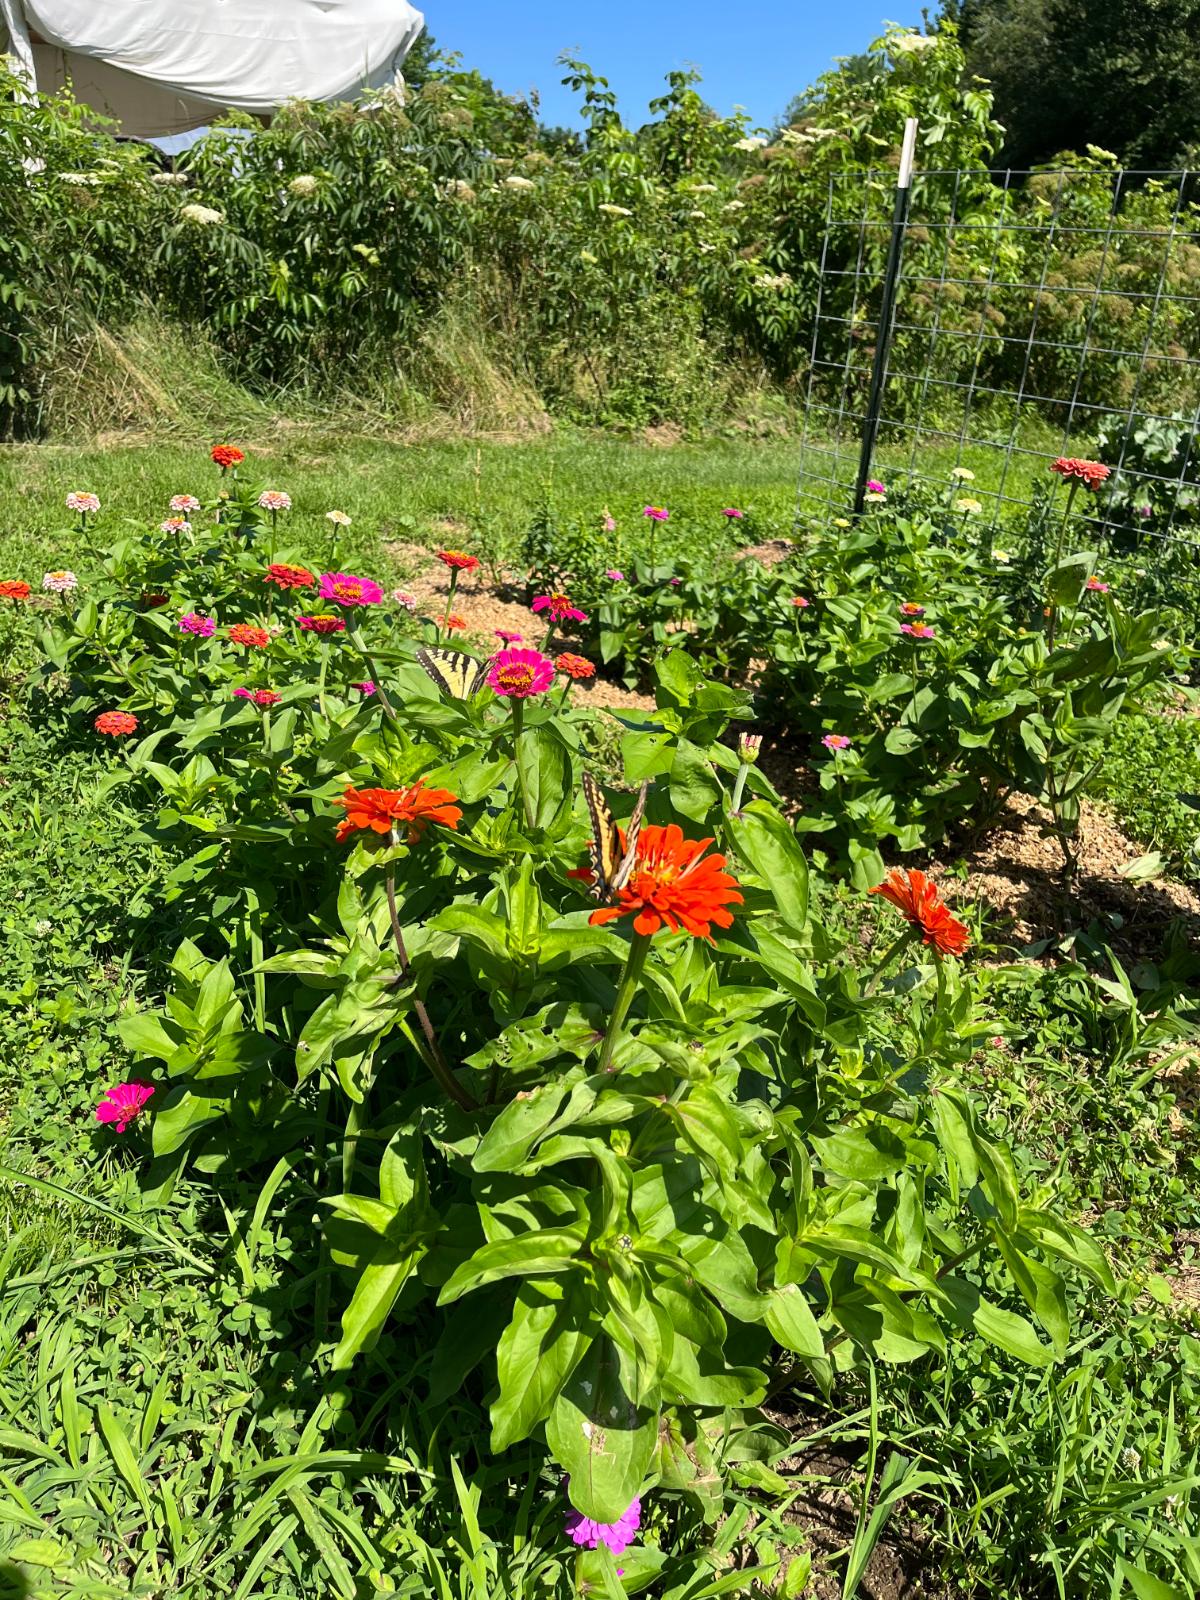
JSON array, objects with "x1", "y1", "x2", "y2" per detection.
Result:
[{"x1": 0, "y1": 0, "x2": 425, "y2": 138}]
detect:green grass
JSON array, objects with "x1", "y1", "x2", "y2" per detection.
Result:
[{"x1": 1093, "y1": 712, "x2": 1200, "y2": 878}]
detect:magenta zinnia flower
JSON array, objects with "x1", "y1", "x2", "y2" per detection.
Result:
[
  {"x1": 606, "y1": 569, "x2": 625, "y2": 582},
  {"x1": 487, "y1": 647, "x2": 555, "y2": 698},
  {"x1": 351, "y1": 680, "x2": 377, "y2": 695},
  {"x1": 564, "y1": 1491, "x2": 641, "y2": 1555},
  {"x1": 867, "y1": 479, "x2": 886, "y2": 495},
  {"x1": 822, "y1": 733, "x2": 851, "y2": 750},
  {"x1": 494, "y1": 628, "x2": 523, "y2": 644},
  {"x1": 95, "y1": 1081, "x2": 154, "y2": 1132},
  {"x1": 721, "y1": 507, "x2": 745, "y2": 519},
  {"x1": 901, "y1": 622, "x2": 936, "y2": 639},
  {"x1": 642, "y1": 505, "x2": 669, "y2": 522},
  {"x1": 1085, "y1": 576, "x2": 1110, "y2": 593},
  {"x1": 318, "y1": 572, "x2": 384, "y2": 607},
  {"x1": 179, "y1": 611, "x2": 216, "y2": 637},
  {"x1": 531, "y1": 592, "x2": 589, "y2": 624}
]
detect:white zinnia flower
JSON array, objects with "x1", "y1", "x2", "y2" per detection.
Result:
[
  {"x1": 42, "y1": 570, "x2": 78, "y2": 592},
  {"x1": 954, "y1": 497, "x2": 983, "y2": 514},
  {"x1": 258, "y1": 490, "x2": 291, "y2": 513},
  {"x1": 325, "y1": 509, "x2": 351, "y2": 526},
  {"x1": 950, "y1": 466, "x2": 976, "y2": 481}
]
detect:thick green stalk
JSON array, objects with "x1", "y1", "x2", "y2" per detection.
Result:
[
  {"x1": 596, "y1": 932, "x2": 652, "y2": 1074},
  {"x1": 510, "y1": 698, "x2": 535, "y2": 828},
  {"x1": 730, "y1": 760, "x2": 752, "y2": 813}
]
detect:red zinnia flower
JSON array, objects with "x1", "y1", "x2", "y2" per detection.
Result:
[
  {"x1": 298, "y1": 614, "x2": 346, "y2": 635},
  {"x1": 1050, "y1": 457, "x2": 1110, "y2": 491},
  {"x1": 446, "y1": 614, "x2": 467, "y2": 631},
  {"x1": 555, "y1": 652, "x2": 596, "y2": 680},
  {"x1": 227, "y1": 623, "x2": 270, "y2": 648},
  {"x1": 264, "y1": 563, "x2": 314, "y2": 591},
  {"x1": 0, "y1": 580, "x2": 30, "y2": 601},
  {"x1": 587, "y1": 822, "x2": 742, "y2": 941},
  {"x1": 437, "y1": 550, "x2": 481, "y2": 573},
  {"x1": 233, "y1": 687, "x2": 282, "y2": 707},
  {"x1": 334, "y1": 780, "x2": 462, "y2": 845},
  {"x1": 211, "y1": 444, "x2": 245, "y2": 470},
  {"x1": 870, "y1": 868, "x2": 970, "y2": 957},
  {"x1": 94, "y1": 710, "x2": 138, "y2": 736}
]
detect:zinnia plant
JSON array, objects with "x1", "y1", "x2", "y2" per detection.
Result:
[
  {"x1": 870, "y1": 867, "x2": 970, "y2": 959},
  {"x1": 94, "y1": 710, "x2": 138, "y2": 736},
  {"x1": 94, "y1": 1081, "x2": 154, "y2": 1132}
]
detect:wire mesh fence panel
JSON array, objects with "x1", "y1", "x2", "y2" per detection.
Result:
[{"x1": 796, "y1": 164, "x2": 1200, "y2": 547}]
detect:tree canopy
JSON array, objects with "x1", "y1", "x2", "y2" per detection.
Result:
[{"x1": 953, "y1": 0, "x2": 1200, "y2": 170}]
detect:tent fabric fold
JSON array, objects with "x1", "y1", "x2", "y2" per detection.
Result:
[{"x1": 1, "y1": 0, "x2": 425, "y2": 136}]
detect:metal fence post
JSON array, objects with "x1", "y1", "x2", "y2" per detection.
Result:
[{"x1": 853, "y1": 117, "x2": 918, "y2": 515}]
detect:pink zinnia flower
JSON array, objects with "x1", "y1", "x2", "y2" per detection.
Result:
[
  {"x1": 318, "y1": 572, "x2": 384, "y2": 607},
  {"x1": 298, "y1": 614, "x2": 346, "y2": 634},
  {"x1": 602, "y1": 510, "x2": 617, "y2": 533},
  {"x1": 486, "y1": 647, "x2": 555, "y2": 698},
  {"x1": 179, "y1": 612, "x2": 215, "y2": 637},
  {"x1": 170, "y1": 494, "x2": 201, "y2": 513},
  {"x1": 1085, "y1": 576, "x2": 1110, "y2": 593},
  {"x1": 233, "y1": 687, "x2": 282, "y2": 707},
  {"x1": 606, "y1": 569, "x2": 625, "y2": 582},
  {"x1": 564, "y1": 1489, "x2": 641, "y2": 1556},
  {"x1": 900, "y1": 602, "x2": 925, "y2": 617},
  {"x1": 721, "y1": 507, "x2": 745, "y2": 519},
  {"x1": 822, "y1": 733, "x2": 851, "y2": 750},
  {"x1": 791, "y1": 596, "x2": 810, "y2": 608},
  {"x1": 532, "y1": 592, "x2": 589, "y2": 624},
  {"x1": 666, "y1": 576, "x2": 682, "y2": 587},
  {"x1": 495, "y1": 629, "x2": 523, "y2": 643},
  {"x1": 257, "y1": 490, "x2": 292, "y2": 513},
  {"x1": 42, "y1": 570, "x2": 77, "y2": 593},
  {"x1": 901, "y1": 622, "x2": 936, "y2": 639},
  {"x1": 352, "y1": 680, "x2": 377, "y2": 695},
  {"x1": 65, "y1": 491, "x2": 100, "y2": 515},
  {"x1": 95, "y1": 1081, "x2": 154, "y2": 1132},
  {"x1": 393, "y1": 590, "x2": 417, "y2": 611},
  {"x1": 642, "y1": 505, "x2": 669, "y2": 522},
  {"x1": 160, "y1": 517, "x2": 192, "y2": 536}
]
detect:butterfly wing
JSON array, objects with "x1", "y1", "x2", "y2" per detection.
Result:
[
  {"x1": 416, "y1": 647, "x2": 486, "y2": 700},
  {"x1": 611, "y1": 782, "x2": 648, "y2": 893},
  {"x1": 582, "y1": 773, "x2": 649, "y2": 902}
]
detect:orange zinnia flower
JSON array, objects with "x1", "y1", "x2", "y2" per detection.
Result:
[
  {"x1": 264, "y1": 563, "x2": 314, "y2": 590},
  {"x1": 227, "y1": 623, "x2": 271, "y2": 648},
  {"x1": 334, "y1": 780, "x2": 462, "y2": 844},
  {"x1": 587, "y1": 822, "x2": 742, "y2": 941},
  {"x1": 0, "y1": 580, "x2": 30, "y2": 601},
  {"x1": 869, "y1": 868, "x2": 970, "y2": 957}
]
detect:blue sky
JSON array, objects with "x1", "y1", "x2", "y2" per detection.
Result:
[{"x1": 423, "y1": 1, "x2": 923, "y2": 132}]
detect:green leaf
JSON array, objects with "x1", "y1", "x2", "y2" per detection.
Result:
[
  {"x1": 546, "y1": 1335, "x2": 658, "y2": 1523},
  {"x1": 763, "y1": 1283, "x2": 824, "y2": 1358},
  {"x1": 939, "y1": 1275, "x2": 1054, "y2": 1366},
  {"x1": 727, "y1": 803, "x2": 809, "y2": 931},
  {"x1": 438, "y1": 1226, "x2": 584, "y2": 1304},
  {"x1": 492, "y1": 1280, "x2": 589, "y2": 1452},
  {"x1": 669, "y1": 739, "x2": 722, "y2": 822},
  {"x1": 331, "y1": 1243, "x2": 426, "y2": 1369},
  {"x1": 518, "y1": 724, "x2": 570, "y2": 830},
  {"x1": 1117, "y1": 1559, "x2": 1186, "y2": 1600}
]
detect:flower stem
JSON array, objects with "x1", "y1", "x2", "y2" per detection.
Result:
[
  {"x1": 1046, "y1": 479, "x2": 1080, "y2": 649},
  {"x1": 556, "y1": 676, "x2": 572, "y2": 712},
  {"x1": 510, "y1": 697, "x2": 535, "y2": 829},
  {"x1": 864, "y1": 929, "x2": 914, "y2": 995},
  {"x1": 347, "y1": 618, "x2": 399, "y2": 726},
  {"x1": 596, "y1": 932, "x2": 652, "y2": 1074},
  {"x1": 442, "y1": 570, "x2": 460, "y2": 638},
  {"x1": 385, "y1": 838, "x2": 476, "y2": 1112},
  {"x1": 316, "y1": 638, "x2": 331, "y2": 719}
]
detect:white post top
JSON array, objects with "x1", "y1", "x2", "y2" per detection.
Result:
[{"x1": 898, "y1": 118, "x2": 919, "y2": 189}]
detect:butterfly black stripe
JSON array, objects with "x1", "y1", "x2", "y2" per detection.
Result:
[
  {"x1": 582, "y1": 773, "x2": 648, "y2": 902},
  {"x1": 415, "y1": 646, "x2": 487, "y2": 700}
]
